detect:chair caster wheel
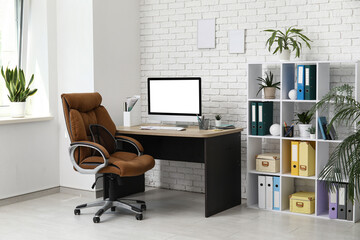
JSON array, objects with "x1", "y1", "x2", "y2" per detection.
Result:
[
  {"x1": 74, "y1": 209, "x2": 81, "y2": 215},
  {"x1": 141, "y1": 204, "x2": 146, "y2": 211},
  {"x1": 136, "y1": 214, "x2": 143, "y2": 220},
  {"x1": 111, "y1": 206, "x2": 116, "y2": 212},
  {"x1": 93, "y1": 217, "x2": 100, "y2": 223}
]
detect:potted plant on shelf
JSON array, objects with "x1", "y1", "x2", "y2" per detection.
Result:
[
  {"x1": 215, "y1": 114, "x2": 222, "y2": 127},
  {"x1": 264, "y1": 26, "x2": 312, "y2": 61},
  {"x1": 256, "y1": 71, "x2": 280, "y2": 99},
  {"x1": 294, "y1": 110, "x2": 314, "y2": 138},
  {"x1": 1, "y1": 66, "x2": 37, "y2": 118},
  {"x1": 312, "y1": 84, "x2": 360, "y2": 202},
  {"x1": 307, "y1": 126, "x2": 316, "y2": 139}
]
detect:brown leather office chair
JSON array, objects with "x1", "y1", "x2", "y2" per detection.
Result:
[{"x1": 61, "y1": 92, "x2": 155, "y2": 223}]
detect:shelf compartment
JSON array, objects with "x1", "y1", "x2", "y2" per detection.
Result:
[{"x1": 249, "y1": 170, "x2": 280, "y2": 176}]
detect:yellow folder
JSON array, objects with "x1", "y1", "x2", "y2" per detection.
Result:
[
  {"x1": 299, "y1": 142, "x2": 315, "y2": 177},
  {"x1": 291, "y1": 141, "x2": 300, "y2": 175}
]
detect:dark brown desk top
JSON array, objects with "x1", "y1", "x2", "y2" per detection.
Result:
[{"x1": 116, "y1": 125, "x2": 243, "y2": 138}]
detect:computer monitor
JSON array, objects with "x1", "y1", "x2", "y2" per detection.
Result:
[{"x1": 148, "y1": 77, "x2": 201, "y2": 122}]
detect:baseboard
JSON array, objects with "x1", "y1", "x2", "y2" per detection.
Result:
[
  {"x1": 0, "y1": 187, "x2": 60, "y2": 207},
  {"x1": 59, "y1": 186, "x2": 103, "y2": 199}
]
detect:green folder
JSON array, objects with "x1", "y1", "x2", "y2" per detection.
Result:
[
  {"x1": 305, "y1": 65, "x2": 316, "y2": 100},
  {"x1": 251, "y1": 102, "x2": 258, "y2": 135},
  {"x1": 257, "y1": 102, "x2": 273, "y2": 136}
]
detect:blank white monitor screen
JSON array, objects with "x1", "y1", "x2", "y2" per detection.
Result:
[{"x1": 148, "y1": 78, "x2": 201, "y2": 116}]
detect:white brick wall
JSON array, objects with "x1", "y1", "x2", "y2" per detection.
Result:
[{"x1": 140, "y1": 0, "x2": 360, "y2": 197}]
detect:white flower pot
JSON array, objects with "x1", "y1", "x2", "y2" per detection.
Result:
[
  {"x1": 10, "y1": 102, "x2": 26, "y2": 118},
  {"x1": 215, "y1": 120, "x2": 222, "y2": 127},
  {"x1": 298, "y1": 124, "x2": 312, "y2": 138},
  {"x1": 279, "y1": 49, "x2": 291, "y2": 61},
  {"x1": 310, "y1": 134, "x2": 316, "y2": 139}
]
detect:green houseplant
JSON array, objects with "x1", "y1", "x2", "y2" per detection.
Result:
[
  {"x1": 215, "y1": 114, "x2": 222, "y2": 127},
  {"x1": 312, "y1": 84, "x2": 360, "y2": 201},
  {"x1": 264, "y1": 26, "x2": 312, "y2": 61},
  {"x1": 307, "y1": 126, "x2": 316, "y2": 139},
  {"x1": 1, "y1": 66, "x2": 37, "y2": 117},
  {"x1": 256, "y1": 71, "x2": 280, "y2": 99},
  {"x1": 294, "y1": 110, "x2": 314, "y2": 138}
]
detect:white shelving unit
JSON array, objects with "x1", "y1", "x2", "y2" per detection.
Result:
[{"x1": 247, "y1": 61, "x2": 360, "y2": 223}]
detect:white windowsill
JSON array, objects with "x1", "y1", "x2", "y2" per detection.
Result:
[{"x1": 0, "y1": 115, "x2": 54, "y2": 125}]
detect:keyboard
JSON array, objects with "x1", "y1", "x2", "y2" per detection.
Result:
[{"x1": 140, "y1": 126, "x2": 186, "y2": 131}]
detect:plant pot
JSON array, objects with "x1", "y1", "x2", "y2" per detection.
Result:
[
  {"x1": 264, "y1": 87, "x2": 276, "y2": 99},
  {"x1": 310, "y1": 134, "x2": 316, "y2": 139},
  {"x1": 10, "y1": 102, "x2": 26, "y2": 118},
  {"x1": 279, "y1": 49, "x2": 291, "y2": 61},
  {"x1": 215, "y1": 120, "x2": 222, "y2": 127},
  {"x1": 298, "y1": 124, "x2": 312, "y2": 138}
]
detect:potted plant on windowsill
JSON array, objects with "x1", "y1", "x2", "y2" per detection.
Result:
[
  {"x1": 1, "y1": 66, "x2": 37, "y2": 118},
  {"x1": 215, "y1": 114, "x2": 222, "y2": 127},
  {"x1": 264, "y1": 26, "x2": 312, "y2": 61},
  {"x1": 256, "y1": 71, "x2": 280, "y2": 99},
  {"x1": 295, "y1": 110, "x2": 314, "y2": 138}
]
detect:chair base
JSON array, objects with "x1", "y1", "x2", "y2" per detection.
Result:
[{"x1": 74, "y1": 198, "x2": 146, "y2": 223}]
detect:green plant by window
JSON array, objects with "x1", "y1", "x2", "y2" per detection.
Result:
[
  {"x1": 307, "y1": 126, "x2": 316, "y2": 134},
  {"x1": 264, "y1": 26, "x2": 312, "y2": 58},
  {"x1": 294, "y1": 111, "x2": 314, "y2": 124},
  {"x1": 215, "y1": 114, "x2": 222, "y2": 120},
  {"x1": 256, "y1": 71, "x2": 280, "y2": 96},
  {"x1": 311, "y1": 84, "x2": 360, "y2": 201},
  {"x1": 1, "y1": 66, "x2": 37, "y2": 102}
]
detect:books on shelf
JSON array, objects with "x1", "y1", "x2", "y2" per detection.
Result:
[{"x1": 318, "y1": 116, "x2": 338, "y2": 140}]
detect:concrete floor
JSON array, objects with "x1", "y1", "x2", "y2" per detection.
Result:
[{"x1": 0, "y1": 188, "x2": 359, "y2": 240}]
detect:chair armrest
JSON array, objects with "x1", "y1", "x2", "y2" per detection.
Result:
[
  {"x1": 69, "y1": 141, "x2": 110, "y2": 174},
  {"x1": 115, "y1": 133, "x2": 144, "y2": 155}
]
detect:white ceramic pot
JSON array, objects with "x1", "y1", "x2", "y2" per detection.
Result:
[
  {"x1": 310, "y1": 134, "x2": 316, "y2": 139},
  {"x1": 279, "y1": 49, "x2": 291, "y2": 61},
  {"x1": 264, "y1": 87, "x2": 276, "y2": 99},
  {"x1": 298, "y1": 124, "x2": 312, "y2": 138},
  {"x1": 215, "y1": 120, "x2": 222, "y2": 127},
  {"x1": 10, "y1": 102, "x2": 26, "y2": 118}
]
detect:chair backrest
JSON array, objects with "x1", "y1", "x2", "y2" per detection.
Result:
[{"x1": 61, "y1": 92, "x2": 116, "y2": 163}]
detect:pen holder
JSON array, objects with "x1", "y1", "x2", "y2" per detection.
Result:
[
  {"x1": 284, "y1": 126, "x2": 294, "y2": 137},
  {"x1": 123, "y1": 112, "x2": 131, "y2": 127},
  {"x1": 198, "y1": 119, "x2": 209, "y2": 130}
]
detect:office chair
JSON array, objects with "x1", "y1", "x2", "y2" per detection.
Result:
[{"x1": 61, "y1": 92, "x2": 155, "y2": 223}]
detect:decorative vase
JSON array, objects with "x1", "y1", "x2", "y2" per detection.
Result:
[
  {"x1": 310, "y1": 134, "x2": 316, "y2": 139},
  {"x1": 215, "y1": 120, "x2": 222, "y2": 127},
  {"x1": 264, "y1": 87, "x2": 276, "y2": 99},
  {"x1": 10, "y1": 102, "x2": 26, "y2": 118},
  {"x1": 298, "y1": 124, "x2": 312, "y2": 138},
  {"x1": 279, "y1": 49, "x2": 291, "y2": 61}
]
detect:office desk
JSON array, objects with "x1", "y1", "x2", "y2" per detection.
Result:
[{"x1": 116, "y1": 125, "x2": 243, "y2": 217}]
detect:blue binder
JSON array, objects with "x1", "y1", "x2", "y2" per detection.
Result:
[
  {"x1": 297, "y1": 65, "x2": 305, "y2": 100},
  {"x1": 273, "y1": 176, "x2": 280, "y2": 210},
  {"x1": 318, "y1": 116, "x2": 330, "y2": 140}
]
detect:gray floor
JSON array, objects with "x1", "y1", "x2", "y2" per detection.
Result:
[{"x1": 0, "y1": 188, "x2": 359, "y2": 240}]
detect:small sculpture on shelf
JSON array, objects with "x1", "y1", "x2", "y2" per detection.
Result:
[
  {"x1": 256, "y1": 71, "x2": 280, "y2": 99},
  {"x1": 288, "y1": 89, "x2": 297, "y2": 100}
]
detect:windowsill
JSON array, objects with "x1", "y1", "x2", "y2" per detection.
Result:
[{"x1": 0, "y1": 115, "x2": 54, "y2": 125}]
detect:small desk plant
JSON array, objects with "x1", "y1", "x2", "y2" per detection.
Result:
[
  {"x1": 1, "y1": 66, "x2": 37, "y2": 118},
  {"x1": 256, "y1": 71, "x2": 280, "y2": 99},
  {"x1": 215, "y1": 114, "x2": 222, "y2": 127},
  {"x1": 264, "y1": 26, "x2": 312, "y2": 61},
  {"x1": 294, "y1": 110, "x2": 314, "y2": 138}
]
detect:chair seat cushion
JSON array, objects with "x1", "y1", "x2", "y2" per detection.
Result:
[{"x1": 80, "y1": 152, "x2": 155, "y2": 177}]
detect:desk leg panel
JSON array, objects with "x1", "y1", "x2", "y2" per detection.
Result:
[{"x1": 205, "y1": 132, "x2": 241, "y2": 217}]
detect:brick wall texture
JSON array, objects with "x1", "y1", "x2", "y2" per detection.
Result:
[{"x1": 140, "y1": 0, "x2": 360, "y2": 196}]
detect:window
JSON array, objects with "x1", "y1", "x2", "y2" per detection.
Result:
[{"x1": 0, "y1": 0, "x2": 23, "y2": 106}]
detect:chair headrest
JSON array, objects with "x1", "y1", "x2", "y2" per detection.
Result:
[{"x1": 61, "y1": 92, "x2": 102, "y2": 112}]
